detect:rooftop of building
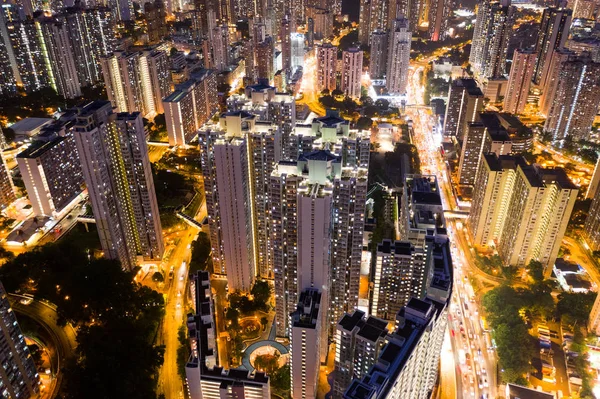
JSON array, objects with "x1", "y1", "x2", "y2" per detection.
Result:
[
  {"x1": 377, "y1": 240, "x2": 415, "y2": 256},
  {"x1": 299, "y1": 149, "x2": 340, "y2": 162},
  {"x1": 17, "y1": 135, "x2": 67, "y2": 159},
  {"x1": 9, "y1": 117, "x2": 53, "y2": 134},
  {"x1": 291, "y1": 289, "x2": 321, "y2": 329},
  {"x1": 554, "y1": 258, "x2": 581, "y2": 273},
  {"x1": 314, "y1": 110, "x2": 348, "y2": 127},
  {"x1": 338, "y1": 310, "x2": 366, "y2": 332},
  {"x1": 357, "y1": 316, "x2": 389, "y2": 342},
  {"x1": 506, "y1": 383, "x2": 554, "y2": 399},
  {"x1": 453, "y1": 78, "x2": 483, "y2": 96}
]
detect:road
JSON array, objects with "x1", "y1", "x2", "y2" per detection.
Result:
[
  {"x1": 406, "y1": 83, "x2": 499, "y2": 398},
  {"x1": 9, "y1": 295, "x2": 77, "y2": 399},
  {"x1": 157, "y1": 199, "x2": 207, "y2": 399}
]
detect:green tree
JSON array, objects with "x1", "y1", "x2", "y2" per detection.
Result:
[
  {"x1": 226, "y1": 307, "x2": 240, "y2": 328},
  {"x1": 190, "y1": 232, "x2": 212, "y2": 272},
  {"x1": 271, "y1": 365, "x2": 291, "y2": 392},
  {"x1": 251, "y1": 280, "x2": 271, "y2": 306},
  {"x1": 557, "y1": 292, "x2": 597, "y2": 326},
  {"x1": 152, "y1": 272, "x2": 164, "y2": 283},
  {"x1": 527, "y1": 260, "x2": 544, "y2": 283}
]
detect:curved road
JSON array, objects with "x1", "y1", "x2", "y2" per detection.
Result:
[{"x1": 8, "y1": 295, "x2": 77, "y2": 399}]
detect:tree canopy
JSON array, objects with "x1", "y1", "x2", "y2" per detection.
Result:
[{"x1": 0, "y1": 241, "x2": 165, "y2": 399}]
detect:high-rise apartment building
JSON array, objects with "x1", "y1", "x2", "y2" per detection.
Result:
[
  {"x1": 163, "y1": 69, "x2": 218, "y2": 146},
  {"x1": 469, "y1": 0, "x2": 515, "y2": 82},
  {"x1": 271, "y1": 112, "x2": 369, "y2": 337},
  {"x1": 211, "y1": 25, "x2": 230, "y2": 71},
  {"x1": 543, "y1": 57, "x2": 600, "y2": 142},
  {"x1": 0, "y1": 5, "x2": 114, "y2": 98},
  {"x1": 199, "y1": 111, "x2": 283, "y2": 289},
  {"x1": 470, "y1": 154, "x2": 578, "y2": 270},
  {"x1": 144, "y1": 0, "x2": 167, "y2": 44},
  {"x1": 0, "y1": 6, "x2": 48, "y2": 95},
  {"x1": 584, "y1": 193, "x2": 600, "y2": 252},
  {"x1": 442, "y1": 78, "x2": 484, "y2": 140},
  {"x1": 503, "y1": 48, "x2": 536, "y2": 114},
  {"x1": 372, "y1": 240, "x2": 427, "y2": 319},
  {"x1": 317, "y1": 42, "x2": 337, "y2": 92},
  {"x1": 428, "y1": 0, "x2": 450, "y2": 41},
  {"x1": 458, "y1": 112, "x2": 512, "y2": 186},
  {"x1": 369, "y1": 30, "x2": 388, "y2": 79},
  {"x1": 399, "y1": 175, "x2": 445, "y2": 247},
  {"x1": 17, "y1": 124, "x2": 85, "y2": 217},
  {"x1": 342, "y1": 48, "x2": 363, "y2": 99},
  {"x1": 386, "y1": 17, "x2": 411, "y2": 95},
  {"x1": 256, "y1": 37, "x2": 274, "y2": 83},
  {"x1": 573, "y1": 0, "x2": 595, "y2": 19},
  {"x1": 35, "y1": 17, "x2": 82, "y2": 98},
  {"x1": 469, "y1": 154, "x2": 520, "y2": 248},
  {"x1": 185, "y1": 271, "x2": 271, "y2": 399},
  {"x1": 358, "y1": 0, "x2": 389, "y2": 45},
  {"x1": 101, "y1": 50, "x2": 171, "y2": 118},
  {"x1": 281, "y1": 18, "x2": 292, "y2": 71},
  {"x1": 533, "y1": 7, "x2": 572, "y2": 87},
  {"x1": 586, "y1": 157, "x2": 600, "y2": 200},
  {"x1": 291, "y1": 33, "x2": 305, "y2": 71},
  {"x1": 333, "y1": 310, "x2": 388, "y2": 399},
  {"x1": 61, "y1": 7, "x2": 116, "y2": 88},
  {"x1": 291, "y1": 289, "x2": 324, "y2": 399},
  {"x1": 74, "y1": 102, "x2": 164, "y2": 270},
  {"x1": 539, "y1": 48, "x2": 574, "y2": 116},
  {"x1": 0, "y1": 152, "x2": 16, "y2": 209},
  {"x1": 313, "y1": 9, "x2": 333, "y2": 40},
  {"x1": 0, "y1": 281, "x2": 40, "y2": 399},
  {"x1": 344, "y1": 235, "x2": 452, "y2": 399}
]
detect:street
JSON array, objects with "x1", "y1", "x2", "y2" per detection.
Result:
[{"x1": 156, "y1": 199, "x2": 207, "y2": 399}]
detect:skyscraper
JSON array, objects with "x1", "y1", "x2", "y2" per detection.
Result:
[
  {"x1": 358, "y1": 0, "x2": 389, "y2": 45},
  {"x1": 281, "y1": 18, "x2": 291, "y2": 71},
  {"x1": 145, "y1": 0, "x2": 167, "y2": 44},
  {"x1": 290, "y1": 289, "x2": 324, "y2": 399},
  {"x1": 0, "y1": 281, "x2": 40, "y2": 399},
  {"x1": 539, "y1": 48, "x2": 573, "y2": 116},
  {"x1": 36, "y1": 16, "x2": 82, "y2": 98},
  {"x1": 333, "y1": 310, "x2": 388, "y2": 399},
  {"x1": 442, "y1": 78, "x2": 484, "y2": 140},
  {"x1": 369, "y1": 30, "x2": 388, "y2": 79},
  {"x1": 503, "y1": 48, "x2": 536, "y2": 114},
  {"x1": 533, "y1": 7, "x2": 572, "y2": 87},
  {"x1": 199, "y1": 111, "x2": 283, "y2": 290},
  {"x1": 101, "y1": 50, "x2": 171, "y2": 118},
  {"x1": 0, "y1": 6, "x2": 49, "y2": 94},
  {"x1": 17, "y1": 123, "x2": 85, "y2": 217},
  {"x1": 271, "y1": 112, "x2": 369, "y2": 337},
  {"x1": 372, "y1": 240, "x2": 427, "y2": 319},
  {"x1": 543, "y1": 57, "x2": 600, "y2": 142},
  {"x1": 584, "y1": 193, "x2": 600, "y2": 251},
  {"x1": 62, "y1": 6, "x2": 116, "y2": 88},
  {"x1": 316, "y1": 42, "x2": 337, "y2": 92},
  {"x1": 0, "y1": 152, "x2": 16, "y2": 209},
  {"x1": 256, "y1": 36, "x2": 274, "y2": 82},
  {"x1": 427, "y1": 0, "x2": 450, "y2": 41},
  {"x1": 469, "y1": 0, "x2": 515, "y2": 83},
  {"x1": 386, "y1": 17, "x2": 411, "y2": 95},
  {"x1": 344, "y1": 235, "x2": 452, "y2": 399},
  {"x1": 163, "y1": 69, "x2": 218, "y2": 146},
  {"x1": 74, "y1": 102, "x2": 164, "y2": 270},
  {"x1": 457, "y1": 112, "x2": 512, "y2": 187},
  {"x1": 470, "y1": 154, "x2": 578, "y2": 270},
  {"x1": 342, "y1": 48, "x2": 363, "y2": 99}
]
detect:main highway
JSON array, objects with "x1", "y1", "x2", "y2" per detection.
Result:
[{"x1": 405, "y1": 60, "x2": 500, "y2": 398}]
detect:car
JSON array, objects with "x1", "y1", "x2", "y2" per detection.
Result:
[
  {"x1": 180, "y1": 275, "x2": 184, "y2": 281},
  {"x1": 177, "y1": 302, "x2": 181, "y2": 308}
]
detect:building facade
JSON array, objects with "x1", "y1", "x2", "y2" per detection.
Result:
[
  {"x1": 503, "y1": 48, "x2": 536, "y2": 114},
  {"x1": 342, "y1": 48, "x2": 363, "y2": 99},
  {"x1": 74, "y1": 102, "x2": 164, "y2": 270},
  {"x1": 386, "y1": 17, "x2": 411, "y2": 95},
  {"x1": 0, "y1": 281, "x2": 40, "y2": 399}
]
